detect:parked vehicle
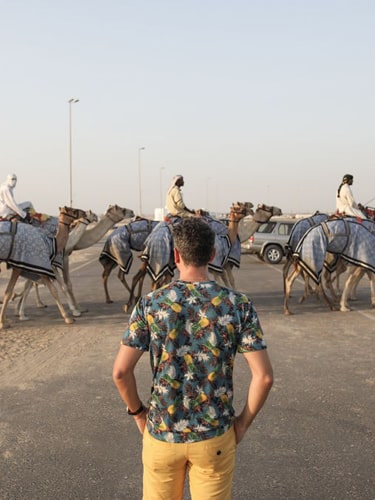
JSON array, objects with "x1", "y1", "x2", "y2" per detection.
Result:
[{"x1": 241, "y1": 218, "x2": 296, "y2": 264}]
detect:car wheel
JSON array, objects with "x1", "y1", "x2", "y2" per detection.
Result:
[{"x1": 263, "y1": 245, "x2": 283, "y2": 264}]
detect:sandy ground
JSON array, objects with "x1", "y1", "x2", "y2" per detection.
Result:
[{"x1": 1, "y1": 246, "x2": 374, "y2": 499}]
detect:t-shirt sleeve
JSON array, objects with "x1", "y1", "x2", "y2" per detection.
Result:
[
  {"x1": 121, "y1": 299, "x2": 150, "y2": 351},
  {"x1": 237, "y1": 299, "x2": 267, "y2": 353}
]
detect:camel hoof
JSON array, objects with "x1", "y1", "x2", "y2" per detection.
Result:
[
  {"x1": 284, "y1": 310, "x2": 294, "y2": 316},
  {"x1": 340, "y1": 306, "x2": 351, "y2": 312},
  {"x1": 106, "y1": 299, "x2": 113, "y2": 304},
  {"x1": 64, "y1": 317, "x2": 75, "y2": 324},
  {"x1": 37, "y1": 304, "x2": 47, "y2": 309},
  {"x1": 19, "y1": 316, "x2": 30, "y2": 321},
  {"x1": 72, "y1": 310, "x2": 82, "y2": 317}
]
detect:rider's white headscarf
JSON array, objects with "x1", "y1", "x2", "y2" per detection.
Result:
[{"x1": 168, "y1": 175, "x2": 183, "y2": 194}]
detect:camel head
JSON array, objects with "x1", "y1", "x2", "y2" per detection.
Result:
[
  {"x1": 230, "y1": 202, "x2": 254, "y2": 217},
  {"x1": 58, "y1": 206, "x2": 88, "y2": 225},
  {"x1": 106, "y1": 204, "x2": 135, "y2": 222},
  {"x1": 228, "y1": 202, "x2": 254, "y2": 223},
  {"x1": 254, "y1": 204, "x2": 283, "y2": 223},
  {"x1": 70, "y1": 210, "x2": 98, "y2": 228}
]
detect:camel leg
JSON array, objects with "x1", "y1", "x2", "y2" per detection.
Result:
[
  {"x1": 322, "y1": 268, "x2": 340, "y2": 303},
  {"x1": 283, "y1": 265, "x2": 302, "y2": 315},
  {"x1": 51, "y1": 268, "x2": 82, "y2": 317},
  {"x1": 340, "y1": 272, "x2": 356, "y2": 312},
  {"x1": 33, "y1": 283, "x2": 47, "y2": 308},
  {"x1": 118, "y1": 269, "x2": 131, "y2": 293},
  {"x1": 102, "y1": 261, "x2": 115, "y2": 304},
  {"x1": 298, "y1": 272, "x2": 312, "y2": 304},
  {"x1": 0, "y1": 268, "x2": 22, "y2": 329},
  {"x1": 41, "y1": 276, "x2": 75, "y2": 324},
  {"x1": 62, "y1": 255, "x2": 88, "y2": 314},
  {"x1": 340, "y1": 267, "x2": 374, "y2": 311},
  {"x1": 16, "y1": 279, "x2": 35, "y2": 321},
  {"x1": 124, "y1": 264, "x2": 147, "y2": 313},
  {"x1": 316, "y1": 282, "x2": 337, "y2": 311},
  {"x1": 369, "y1": 273, "x2": 375, "y2": 308},
  {"x1": 348, "y1": 268, "x2": 365, "y2": 301}
]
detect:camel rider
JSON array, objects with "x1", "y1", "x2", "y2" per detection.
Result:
[
  {"x1": 0, "y1": 173, "x2": 33, "y2": 220},
  {"x1": 165, "y1": 175, "x2": 196, "y2": 218},
  {"x1": 336, "y1": 174, "x2": 366, "y2": 218},
  {"x1": 0, "y1": 173, "x2": 49, "y2": 223}
]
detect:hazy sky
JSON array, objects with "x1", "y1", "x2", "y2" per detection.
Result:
[{"x1": 1, "y1": 0, "x2": 374, "y2": 217}]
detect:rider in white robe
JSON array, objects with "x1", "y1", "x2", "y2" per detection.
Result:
[
  {"x1": 336, "y1": 174, "x2": 365, "y2": 218},
  {"x1": 0, "y1": 173, "x2": 33, "y2": 219}
]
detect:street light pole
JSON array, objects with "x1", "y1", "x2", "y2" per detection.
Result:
[
  {"x1": 138, "y1": 147, "x2": 145, "y2": 216},
  {"x1": 159, "y1": 166, "x2": 165, "y2": 208},
  {"x1": 68, "y1": 98, "x2": 79, "y2": 207}
]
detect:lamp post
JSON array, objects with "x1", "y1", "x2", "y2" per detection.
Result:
[
  {"x1": 159, "y1": 166, "x2": 165, "y2": 208},
  {"x1": 68, "y1": 98, "x2": 79, "y2": 207},
  {"x1": 138, "y1": 147, "x2": 145, "y2": 216}
]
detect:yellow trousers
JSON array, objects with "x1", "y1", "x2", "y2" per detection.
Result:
[{"x1": 142, "y1": 426, "x2": 236, "y2": 500}]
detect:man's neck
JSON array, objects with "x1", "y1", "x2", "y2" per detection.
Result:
[{"x1": 178, "y1": 265, "x2": 210, "y2": 282}]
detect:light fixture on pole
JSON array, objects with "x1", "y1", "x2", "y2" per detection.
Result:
[
  {"x1": 68, "y1": 98, "x2": 79, "y2": 207},
  {"x1": 159, "y1": 166, "x2": 165, "y2": 208},
  {"x1": 138, "y1": 147, "x2": 145, "y2": 216}
]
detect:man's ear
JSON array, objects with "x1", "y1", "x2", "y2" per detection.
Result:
[
  {"x1": 174, "y1": 247, "x2": 181, "y2": 263},
  {"x1": 208, "y1": 248, "x2": 216, "y2": 263}
]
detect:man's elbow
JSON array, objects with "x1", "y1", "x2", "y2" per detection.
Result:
[
  {"x1": 263, "y1": 372, "x2": 274, "y2": 392},
  {"x1": 112, "y1": 365, "x2": 130, "y2": 386},
  {"x1": 258, "y1": 368, "x2": 274, "y2": 393}
]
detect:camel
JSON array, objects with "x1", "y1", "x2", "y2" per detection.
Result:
[
  {"x1": 0, "y1": 206, "x2": 86, "y2": 329},
  {"x1": 11, "y1": 204, "x2": 134, "y2": 320},
  {"x1": 283, "y1": 213, "x2": 375, "y2": 315},
  {"x1": 123, "y1": 202, "x2": 282, "y2": 313},
  {"x1": 60, "y1": 204, "x2": 135, "y2": 314},
  {"x1": 213, "y1": 203, "x2": 283, "y2": 288},
  {"x1": 283, "y1": 213, "x2": 330, "y2": 315},
  {"x1": 282, "y1": 213, "x2": 359, "y2": 315},
  {"x1": 284, "y1": 217, "x2": 375, "y2": 315},
  {"x1": 99, "y1": 217, "x2": 160, "y2": 303},
  {"x1": 13, "y1": 210, "x2": 98, "y2": 320}
]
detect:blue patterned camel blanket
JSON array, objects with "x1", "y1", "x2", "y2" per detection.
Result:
[
  {"x1": 141, "y1": 216, "x2": 234, "y2": 281},
  {"x1": 226, "y1": 237, "x2": 241, "y2": 268},
  {"x1": 293, "y1": 218, "x2": 375, "y2": 284},
  {"x1": 203, "y1": 216, "x2": 232, "y2": 272},
  {"x1": 29, "y1": 215, "x2": 65, "y2": 270},
  {"x1": 0, "y1": 221, "x2": 57, "y2": 279},
  {"x1": 30, "y1": 216, "x2": 59, "y2": 237},
  {"x1": 99, "y1": 218, "x2": 159, "y2": 273},
  {"x1": 141, "y1": 218, "x2": 179, "y2": 281},
  {"x1": 286, "y1": 213, "x2": 329, "y2": 252}
]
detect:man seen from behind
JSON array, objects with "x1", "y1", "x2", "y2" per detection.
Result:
[{"x1": 113, "y1": 217, "x2": 273, "y2": 500}]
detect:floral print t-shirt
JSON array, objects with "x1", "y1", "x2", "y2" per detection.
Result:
[{"x1": 121, "y1": 280, "x2": 266, "y2": 443}]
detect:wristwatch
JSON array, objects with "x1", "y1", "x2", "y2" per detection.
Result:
[{"x1": 127, "y1": 402, "x2": 145, "y2": 416}]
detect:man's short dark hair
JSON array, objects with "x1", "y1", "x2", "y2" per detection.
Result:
[{"x1": 172, "y1": 218, "x2": 215, "y2": 266}]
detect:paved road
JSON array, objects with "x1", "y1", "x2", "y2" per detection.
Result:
[{"x1": 0, "y1": 243, "x2": 374, "y2": 499}]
